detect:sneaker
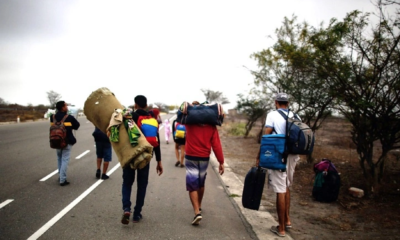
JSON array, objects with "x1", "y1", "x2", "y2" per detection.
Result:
[
  {"x1": 101, "y1": 174, "x2": 109, "y2": 180},
  {"x1": 175, "y1": 161, "x2": 180, "y2": 167},
  {"x1": 132, "y1": 214, "x2": 142, "y2": 223},
  {"x1": 191, "y1": 213, "x2": 202, "y2": 225},
  {"x1": 270, "y1": 225, "x2": 285, "y2": 237},
  {"x1": 60, "y1": 180, "x2": 70, "y2": 186},
  {"x1": 121, "y1": 212, "x2": 130, "y2": 225},
  {"x1": 96, "y1": 169, "x2": 101, "y2": 179}
]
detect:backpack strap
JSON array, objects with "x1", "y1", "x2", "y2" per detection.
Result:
[
  {"x1": 53, "y1": 114, "x2": 68, "y2": 124},
  {"x1": 277, "y1": 109, "x2": 289, "y2": 164}
]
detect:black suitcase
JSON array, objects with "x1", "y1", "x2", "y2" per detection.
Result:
[{"x1": 242, "y1": 167, "x2": 266, "y2": 210}]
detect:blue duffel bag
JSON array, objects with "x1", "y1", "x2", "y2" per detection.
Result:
[
  {"x1": 176, "y1": 101, "x2": 224, "y2": 126},
  {"x1": 259, "y1": 134, "x2": 287, "y2": 171}
]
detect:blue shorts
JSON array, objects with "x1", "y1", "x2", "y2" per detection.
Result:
[
  {"x1": 95, "y1": 142, "x2": 112, "y2": 162},
  {"x1": 185, "y1": 158, "x2": 209, "y2": 191}
]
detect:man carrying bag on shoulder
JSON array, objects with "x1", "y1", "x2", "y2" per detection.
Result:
[{"x1": 256, "y1": 93, "x2": 300, "y2": 238}]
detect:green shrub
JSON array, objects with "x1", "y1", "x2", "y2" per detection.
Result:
[{"x1": 228, "y1": 123, "x2": 246, "y2": 136}]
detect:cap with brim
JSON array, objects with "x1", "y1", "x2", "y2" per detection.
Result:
[{"x1": 275, "y1": 93, "x2": 289, "y2": 102}]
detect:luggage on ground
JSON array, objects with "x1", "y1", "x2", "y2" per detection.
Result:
[
  {"x1": 242, "y1": 167, "x2": 266, "y2": 210},
  {"x1": 312, "y1": 159, "x2": 341, "y2": 202}
]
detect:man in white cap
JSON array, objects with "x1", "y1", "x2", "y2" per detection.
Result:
[{"x1": 256, "y1": 92, "x2": 300, "y2": 237}]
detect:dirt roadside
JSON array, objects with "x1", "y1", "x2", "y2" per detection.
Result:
[{"x1": 218, "y1": 117, "x2": 400, "y2": 240}]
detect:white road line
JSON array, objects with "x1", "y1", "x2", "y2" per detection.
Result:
[
  {"x1": 0, "y1": 199, "x2": 14, "y2": 209},
  {"x1": 75, "y1": 150, "x2": 90, "y2": 159},
  {"x1": 39, "y1": 170, "x2": 58, "y2": 182},
  {"x1": 27, "y1": 163, "x2": 120, "y2": 240}
]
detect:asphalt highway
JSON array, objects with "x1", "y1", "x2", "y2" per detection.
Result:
[{"x1": 0, "y1": 115, "x2": 257, "y2": 240}]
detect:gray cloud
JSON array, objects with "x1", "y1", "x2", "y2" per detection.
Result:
[{"x1": 0, "y1": 0, "x2": 76, "y2": 40}]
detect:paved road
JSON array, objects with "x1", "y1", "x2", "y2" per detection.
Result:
[{"x1": 0, "y1": 115, "x2": 263, "y2": 240}]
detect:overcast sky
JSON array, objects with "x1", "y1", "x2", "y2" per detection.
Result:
[{"x1": 0, "y1": 0, "x2": 378, "y2": 110}]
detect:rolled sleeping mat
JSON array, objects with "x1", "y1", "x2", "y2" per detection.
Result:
[{"x1": 83, "y1": 87, "x2": 153, "y2": 169}]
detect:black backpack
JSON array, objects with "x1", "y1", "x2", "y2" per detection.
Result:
[{"x1": 312, "y1": 159, "x2": 341, "y2": 202}]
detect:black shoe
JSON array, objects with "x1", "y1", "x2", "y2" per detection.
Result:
[
  {"x1": 101, "y1": 174, "x2": 109, "y2": 180},
  {"x1": 191, "y1": 213, "x2": 202, "y2": 225},
  {"x1": 121, "y1": 212, "x2": 130, "y2": 225},
  {"x1": 60, "y1": 180, "x2": 70, "y2": 186},
  {"x1": 96, "y1": 169, "x2": 101, "y2": 179},
  {"x1": 132, "y1": 213, "x2": 142, "y2": 223},
  {"x1": 175, "y1": 161, "x2": 180, "y2": 167}
]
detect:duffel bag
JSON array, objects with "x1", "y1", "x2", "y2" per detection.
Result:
[{"x1": 176, "y1": 101, "x2": 224, "y2": 126}]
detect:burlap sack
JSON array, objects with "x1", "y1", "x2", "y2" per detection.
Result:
[{"x1": 83, "y1": 87, "x2": 153, "y2": 169}]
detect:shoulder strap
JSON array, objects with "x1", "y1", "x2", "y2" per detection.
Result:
[
  {"x1": 276, "y1": 109, "x2": 289, "y2": 164},
  {"x1": 60, "y1": 114, "x2": 69, "y2": 124}
]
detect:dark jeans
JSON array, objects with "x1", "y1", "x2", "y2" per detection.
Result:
[{"x1": 122, "y1": 163, "x2": 150, "y2": 215}]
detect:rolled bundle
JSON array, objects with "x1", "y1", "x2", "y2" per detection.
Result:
[{"x1": 83, "y1": 87, "x2": 153, "y2": 169}]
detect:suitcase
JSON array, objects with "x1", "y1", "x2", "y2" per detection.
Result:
[{"x1": 242, "y1": 167, "x2": 266, "y2": 210}]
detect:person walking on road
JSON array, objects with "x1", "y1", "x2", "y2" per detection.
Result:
[
  {"x1": 121, "y1": 95, "x2": 163, "y2": 225},
  {"x1": 164, "y1": 119, "x2": 172, "y2": 144},
  {"x1": 256, "y1": 92, "x2": 300, "y2": 237},
  {"x1": 172, "y1": 119, "x2": 186, "y2": 167},
  {"x1": 184, "y1": 101, "x2": 224, "y2": 225},
  {"x1": 92, "y1": 127, "x2": 111, "y2": 180},
  {"x1": 50, "y1": 101, "x2": 80, "y2": 186}
]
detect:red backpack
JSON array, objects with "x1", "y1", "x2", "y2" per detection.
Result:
[
  {"x1": 137, "y1": 115, "x2": 159, "y2": 147},
  {"x1": 49, "y1": 115, "x2": 69, "y2": 149}
]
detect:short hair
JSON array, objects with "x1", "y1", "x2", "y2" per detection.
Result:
[
  {"x1": 276, "y1": 101, "x2": 289, "y2": 106},
  {"x1": 134, "y1": 95, "x2": 147, "y2": 109},
  {"x1": 56, "y1": 101, "x2": 65, "y2": 111},
  {"x1": 192, "y1": 101, "x2": 200, "y2": 105}
]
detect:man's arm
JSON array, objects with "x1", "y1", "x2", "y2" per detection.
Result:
[{"x1": 71, "y1": 116, "x2": 80, "y2": 130}]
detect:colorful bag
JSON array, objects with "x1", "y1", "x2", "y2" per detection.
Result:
[
  {"x1": 137, "y1": 115, "x2": 159, "y2": 147},
  {"x1": 175, "y1": 123, "x2": 186, "y2": 139},
  {"x1": 312, "y1": 159, "x2": 341, "y2": 202},
  {"x1": 259, "y1": 134, "x2": 287, "y2": 171}
]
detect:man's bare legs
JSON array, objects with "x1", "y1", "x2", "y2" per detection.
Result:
[
  {"x1": 174, "y1": 143, "x2": 180, "y2": 166},
  {"x1": 285, "y1": 187, "x2": 291, "y2": 226},
  {"x1": 189, "y1": 190, "x2": 201, "y2": 215},
  {"x1": 179, "y1": 145, "x2": 185, "y2": 166},
  {"x1": 96, "y1": 158, "x2": 102, "y2": 170},
  {"x1": 103, "y1": 161, "x2": 109, "y2": 175},
  {"x1": 276, "y1": 191, "x2": 287, "y2": 235}
]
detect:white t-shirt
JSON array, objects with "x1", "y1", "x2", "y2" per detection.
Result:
[{"x1": 265, "y1": 109, "x2": 300, "y2": 135}]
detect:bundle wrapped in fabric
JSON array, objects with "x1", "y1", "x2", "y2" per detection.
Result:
[
  {"x1": 83, "y1": 87, "x2": 153, "y2": 169},
  {"x1": 176, "y1": 101, "x2": 224, "y2": 126}
]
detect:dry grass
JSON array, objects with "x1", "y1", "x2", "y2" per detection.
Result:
[{"x1": 219, "y1": 115, "x2": 400, "y2": 238}]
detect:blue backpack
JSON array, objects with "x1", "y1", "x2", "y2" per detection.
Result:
[
  {"x1": 259, "y1": 134, "x2": 287, "y2": 171},
  {"x1": 277, "y1": 110, "x2": 314, "y2": 155}
]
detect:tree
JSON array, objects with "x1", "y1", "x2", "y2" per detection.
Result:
[
  {"x1": 250, "y1": 15, "x2": 336, "y2": 162},
  {"x1": 310, "y1": 2, "x2": 400, "y2": 193},
  {"x1": 201, "y1": 89, "x2": 230, "y2": 105},
  {"x1": 47, "y1": 91, "x2": 62, "y2": 108},
  {"x1": 235, "y1": 92, "x2": 273, "y2": 138},
  {"x1": 251, "y1": 16, "x2": 336, "y2": 131},
  {"x1": 0, "y1": 97, "x2": 7, "y2": 106}
]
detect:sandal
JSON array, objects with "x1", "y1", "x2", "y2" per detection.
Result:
[{"x1": 270, "y1": 226, "x2": 285, "y2": 237}]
